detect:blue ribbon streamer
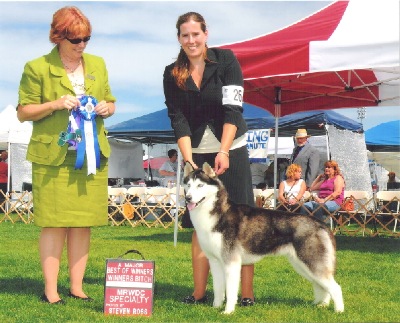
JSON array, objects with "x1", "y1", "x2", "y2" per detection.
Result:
[
  {"x1": 92, "y1": 117, "x2": 101, "y2": 169},
  {"x1": 72, "y1": 95, "x2": 101, "y2": 171},
  {"x1": 75, "y1": 122, "x2": 86, "y2": 170}
]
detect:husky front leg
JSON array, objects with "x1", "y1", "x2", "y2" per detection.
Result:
[
  {"x1": 223, "y1": 260, "x2": 242, "y2": 314},
  {"x1": 208, "y1": 258, "x2": 226, "y2": 308}
]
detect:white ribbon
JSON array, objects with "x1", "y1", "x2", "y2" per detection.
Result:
[
  {"x1": 84, "y1": 120, "x2": 96, "y2": 175},
  {"x1": 69, "y1": 114, "x2": 79, "y2": 131}
]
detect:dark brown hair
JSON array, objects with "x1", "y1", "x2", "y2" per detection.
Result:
[
  {"x1": 172, "y1": 12, "x2": 208, "y2": 90},
  {"x1": 49, "y1": 6, "x2": 91, "y2": 44}
]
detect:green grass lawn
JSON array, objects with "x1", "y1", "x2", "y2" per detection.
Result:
[{"x1": 0, "y1": 223, "x2": 399, "y2": 322}]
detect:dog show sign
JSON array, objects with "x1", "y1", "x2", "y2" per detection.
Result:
[
  {"x1": 104, "y1": 250, "x2": 154, "y2": 317},
  {"x1": 246, "y1": 129, "x2": 270, "y2": 163}
]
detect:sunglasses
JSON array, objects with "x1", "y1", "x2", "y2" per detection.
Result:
[{"x1": 66, "y1": 36, "x2": 91, "y2": 44}]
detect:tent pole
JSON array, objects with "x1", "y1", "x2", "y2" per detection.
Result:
[
  {"x1": 7, "y1": 141, "x2": 10, "y2": 193},
  {"x1": 324, "y1": 124, "x2": 331, "y2": 161},
  {"x1": 273, "y1": 87, "x2": 281, "y2": 209},
  {"x1": 147, "y1": 141, "x2": 152, "y2": 181},
  {"x1": 174, "y1": 153, "x2": 181, "y2": 247}
]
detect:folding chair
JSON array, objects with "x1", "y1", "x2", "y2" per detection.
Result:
[
  {"x1": 259, "y1": 189, "x2": 275, "y2": 209},
  {"x1": 0, "y1": 189, "x2": 9, "y2": 223},
  {"x1": 167, "y1": 186, "x2": 186, "y2": 229},
  {"x1": 375, "y1": 191, "x2": 400, "y2": 233},
  {"x1": 5, "y1": 191, "x2": 34, "y2": 224},
  {"x1": 126, "y1": 186, "x2": 148, "y2": 227},
  {"x1": 142, "y1": 187, "x2": 170, "y2": 228},
  {"x1": 107, "y1": 187, "x2": 127, "y2": 226},
  {"x1": 333, "y1": 191, "x2": 371, "y2": 235}
]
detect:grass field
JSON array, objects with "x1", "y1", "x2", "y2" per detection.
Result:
[{"x1": 0, "y1": 223, "x2": 399, "y2": 322}]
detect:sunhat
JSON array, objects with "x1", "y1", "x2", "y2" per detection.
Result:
[{"x1": 294, "y1": 129, "x2": 311, "y2": 138}]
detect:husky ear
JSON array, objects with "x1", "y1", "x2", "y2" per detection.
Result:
[
  {"x1": 184, "y1": 161, "x2": 194, "y2": 177},
  {"x1": 202, "y1": 162, "x2": 216, "y2": 178}
]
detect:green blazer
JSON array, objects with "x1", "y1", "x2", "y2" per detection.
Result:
[{"x1": 18, "y1": 46, "x2": 116, "y2": 166}]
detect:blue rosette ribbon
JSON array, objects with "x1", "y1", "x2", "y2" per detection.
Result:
[{"x1": 71, "y1": 95, "x2": 101, "y2": 175}]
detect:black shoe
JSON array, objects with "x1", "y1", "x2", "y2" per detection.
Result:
[
  {"x1": 182, "y1": 295, "x2": 207, "y2": 304},
  {"x1": 240, "y1": 297, "x2": 255, "y2": 306},
  {"x1": 40, "y1": 294, "x2": 65, "y2": 305},
  {"x1": 68, "y1": 292, "x2": 94, "y2": 302}
]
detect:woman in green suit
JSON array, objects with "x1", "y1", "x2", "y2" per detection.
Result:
[{"x1": 17, "y1": 6, "x2": 116, "y2": 304}]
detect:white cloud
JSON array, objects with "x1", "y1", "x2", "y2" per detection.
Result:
[{"x1": 7, "y1": 0, "x2": 399, "y2": 131}]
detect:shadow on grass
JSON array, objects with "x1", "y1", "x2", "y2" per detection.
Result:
[
  {"x1": 335, "y1": 235, "x2": 400, "y2": 253},
  {"x1": 101, "y1": 230, "x2": 193, "y2": 244},
  {"x1": 0, "y1": 276, "x2": 104, "y2": 299},
  {"x1": 0, "y1": 277, "x2": 43, "y2": 296},
  {"x1": 97, "y1": 228, "x2": 400, "y2": 254}
]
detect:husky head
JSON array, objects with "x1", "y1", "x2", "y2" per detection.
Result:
[{"x1": 183, "y1": 162, "x2": 222, "y2": 211}]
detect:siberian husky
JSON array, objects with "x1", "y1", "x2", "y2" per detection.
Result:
[{"x1": 183, "y1": 163, "x2": 344, "y2": 314}]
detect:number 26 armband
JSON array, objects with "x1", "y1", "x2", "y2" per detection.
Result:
[{"x1": 222, "y1": 85, "x2": 243, "y2": 106}]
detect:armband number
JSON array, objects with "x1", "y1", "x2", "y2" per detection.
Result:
[{"x1": 222, "y1": 85, "x2": 243, "y2": 106}]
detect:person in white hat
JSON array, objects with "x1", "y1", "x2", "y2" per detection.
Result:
[{"x1": 290, "y1": 129, "x2": 320, "y2": 188}]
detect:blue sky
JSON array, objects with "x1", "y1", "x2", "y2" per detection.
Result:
[{"x1": 1, "y1": 1, "x2": 398, "y2": 131}]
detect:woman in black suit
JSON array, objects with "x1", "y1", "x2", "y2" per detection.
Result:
[{"x1": 163, "y1": 12, "x2": 255, "y2": 306}]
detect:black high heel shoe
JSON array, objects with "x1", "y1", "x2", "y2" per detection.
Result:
[
  {"x1": 40, "y1": 294, "x2": 66, "y2": 305},
  {"x1": 240, "y1": 297, "x2": 255, "y2": 306},
  {"x1": 182, "y1": 295, "x2": 208, "y2": 304},
  {"x1": 68, "y1": 291, "x2": 94, "y2": 302}
]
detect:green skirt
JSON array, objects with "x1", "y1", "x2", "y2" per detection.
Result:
[{"x1": 32, "y1": 151, "x2": 109, "y2": 227}]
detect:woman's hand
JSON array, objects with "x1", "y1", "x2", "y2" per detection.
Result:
[
  {"x1": 185, "y1": 160, "x2": 198, "y2": 170},
  {"x1": 55, "y1": 95, "x2": 80, "y2": 111},
  {"x1": 95, "y1": 100, "x2": 110, "y2": 118},
  {"x1": 314, "y1": 196, "x2": 326, "y2": 204},
  {"x1": 214, "y1": 152, "x2": 229, "y2": 175}
]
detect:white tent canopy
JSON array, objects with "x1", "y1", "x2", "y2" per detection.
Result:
[
  {"x1": 0, "y1": 105, "x2": 32, "y2": 149},
  {"x1": 108, "y1": 137, "x2": 145, "y2": 180},
  {"x1": 0, "y1": 105, "x2": 33, "y2": 192}
]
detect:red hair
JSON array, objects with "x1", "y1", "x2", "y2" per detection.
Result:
[
  {"x1": 324, "y1": 160, "x2": 342, "y2": 177},
  {"x1": 49, "y1": 6, "x2": 91, "y2": 44},
  {"x1": 286, "y1": 164, "x2": 302, "y2": 179}
]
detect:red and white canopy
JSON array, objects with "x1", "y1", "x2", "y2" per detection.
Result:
[{"x1": 219, "y1": 0, "x2": 400, "y2": 116}]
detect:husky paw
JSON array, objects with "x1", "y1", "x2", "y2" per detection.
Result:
[
  {"x1": 334, "y1": 305, "x2": 345, "y2": 313},
  {"x1": 213, "y1": 300, "x2": 224, "y2": 308},
  {"x1": 315, "y1": 302, "x2": 329, "y2": 308},
  {"x1": 222, "y1": 303, "x2": 236, "y2": 314},
  {"x1": 222, "y1": 308, "x2": 235, "y2": 315}
]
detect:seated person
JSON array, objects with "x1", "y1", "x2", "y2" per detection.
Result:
[
  {"x1": 159, "y1": 149, "x2": 178, "y2": 187},
  {"x1": 0, "y1": 150, "x2": 8, "y2": 195},
  {"x1": 387, "y1": 172, "x2": 400, "y2": 190},
  {"x1": 299, "y1": 160, "x2": 345, "y2": 223},
  {"x1": 277, "y1": 164, "x2": 306, "y2": 212}
]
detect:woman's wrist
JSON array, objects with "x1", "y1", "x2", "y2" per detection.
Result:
[{"x1": 218, "y1": 150, "x2": 229, "y2": 157}]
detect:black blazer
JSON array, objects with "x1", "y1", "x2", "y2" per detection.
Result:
[{"x1": 163, "y1": 48, "x2": 248, "y2": 148}]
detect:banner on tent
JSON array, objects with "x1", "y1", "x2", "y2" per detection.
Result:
[{"x1": 246, "y1": 129, "x2": 269, "y2": 163}]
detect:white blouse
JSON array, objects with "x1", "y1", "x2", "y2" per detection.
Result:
[{"x1": 283, "y1": 179, "x2": 304, "y2": 200}]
